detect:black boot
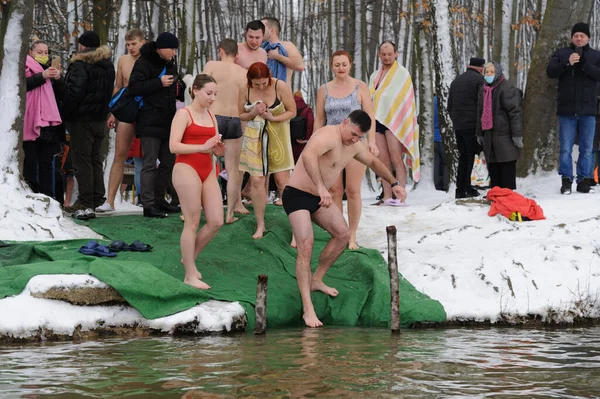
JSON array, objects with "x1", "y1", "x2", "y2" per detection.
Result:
[
  {"x1": 144, "y1": 205, "x2": 168, "y2": 218},
  {"x1": 560, "y1": 177, "x2": 572, "y2": 195},
  {"x1": 157, "y1": 202, "x2": 181, "y2": 213}
]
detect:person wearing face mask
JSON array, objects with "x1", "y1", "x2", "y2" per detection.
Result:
[
  {"x1": 547, "y1": 22, "x2": 600, "y2": 195},
  {"x1": 24, "y1": 39, "x2": 65, "y2": 203},
  {"x1": 476, "y1": 61, "x2": 523, "y2": 190}
]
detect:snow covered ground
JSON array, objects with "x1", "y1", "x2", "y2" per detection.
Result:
[{"x1": 1, "y1": 171, "x2": 600, "y2": 339}]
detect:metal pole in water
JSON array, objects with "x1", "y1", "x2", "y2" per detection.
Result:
[
  {"x1": 254, "y1": 274, "x2": 268, "y2": 334},
  {"x1": 386, "y1": 226, "x2": 400, "y2": 333}
]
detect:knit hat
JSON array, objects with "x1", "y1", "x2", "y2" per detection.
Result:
[
  {"x1": 78, "y1": 31, "x2": 100, "y2": 48},
  {"x1": 469, "y1": 57, "x2": 486, "y2": 67},
  {"x1": 571, "y1": 22, "x2": 590, "y2": 38},
  {"x1": 156, "y1": 32, "x2": 179, "y2": 49}
]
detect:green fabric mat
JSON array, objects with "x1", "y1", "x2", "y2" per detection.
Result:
[{"x1": 0, "y1": 206, "x2": 445, "y2": 329}]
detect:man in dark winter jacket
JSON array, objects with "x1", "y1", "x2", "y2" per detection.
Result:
[
  {"x1": 547, "y1": 22, "x2": 600, "y2": 195},
  {"x1": 448, "y1": 57, "x2": 485, "y2": 199},
  {"x1": 62, "y1": 30, "x2": 115, "y2": 216},
  {"x1": 128, "y1": 32, "x2": 185, "y2": 218}
]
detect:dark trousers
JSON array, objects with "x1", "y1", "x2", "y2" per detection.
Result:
[
  {"x1": 455, "y1": 129, "x2": 478, "y2": 193},
  {"x1": 488, "y1": 160, "x2": 517, "y2": 190},
  {"x1": 140, "y1": 136, "x2": 176, "y2": 207},
  {"x1": 23, "y1": 139, "x2": 64, "y2": 204},
  {"x1": 68, "y1": 120, "x2": 107, "y2": 208},
  {"x1": 433, "y1": 141, "x2": 448, "y2": 191}
]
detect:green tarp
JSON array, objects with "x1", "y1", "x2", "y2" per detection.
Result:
[{"x1": 0, "y1": 207, "x2": 445, "y2": 329}]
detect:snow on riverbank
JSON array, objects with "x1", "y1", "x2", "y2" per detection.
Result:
[
  {"x1": 0, "y1": 275, "x2": 245, "y2": 339},
  {"x1": 1, "y1": 172, "x2": 599, "y2": 339}
]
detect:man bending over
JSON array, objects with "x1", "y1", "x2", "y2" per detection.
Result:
[{"x1": 282, "y1": 109, "x2": 407, "y2": 328}]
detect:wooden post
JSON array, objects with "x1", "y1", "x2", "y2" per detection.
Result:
[
  {"x1": 386, "y1": 226, "x2": 400, "y2": 333},
  {"x1": 254, "y1": 274, "x2": 268, "y2": 334}
]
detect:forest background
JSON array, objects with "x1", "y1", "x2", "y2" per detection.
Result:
[{"x1": 1, "y1": 0, "x2": 600, "y2": 182}]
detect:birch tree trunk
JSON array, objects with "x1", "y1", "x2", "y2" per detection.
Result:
[
  {"x1": 431, "y1": 0, "x2": 459, "y2": 182},
  {"x1": 517, "y1": 0, "x2": 595, "y2": 176}
]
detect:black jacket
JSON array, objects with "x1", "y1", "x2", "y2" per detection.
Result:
[
  {"x1": 26, "y1": 58, "x2": 66, "y2": 142},
  {"x1": 447, "y1": 68, "x2": 484, "y2": 131},
  {"x1": 476, "y1": 79, "x2": 523, "y2": 163},
  {"x1": 546, "y1": 44, "x2": 600, "y2": 116},
  {"x1": 62, "y1": 46, "x2": 115, "y2": 122},
  {"x1": 128, "y1": 41, "x2": 184, "y2": 138}
]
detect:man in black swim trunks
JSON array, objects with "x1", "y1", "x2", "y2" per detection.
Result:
[
  {"x1": 202, "y1": 39, "x2": 250, "y2": 223},
  {"x1": 282, "y1": 110, "x2": 407, "y2": 328}
]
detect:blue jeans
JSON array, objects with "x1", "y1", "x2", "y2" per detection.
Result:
[{"x1": 559, "y1": 115, "x2": 596, "y2": 183}]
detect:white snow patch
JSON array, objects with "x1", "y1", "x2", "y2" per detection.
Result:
[{"x1": 0, "y1": 275, "x2": 245, "y2": 339}]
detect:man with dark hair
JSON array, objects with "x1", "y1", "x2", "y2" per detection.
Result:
[
  {"x1": 128, "y1": 32, "x2": 185, "y2": 218},
  {"x1": 62, "y1": 30, "x2": 115, "y2": 218},
  {"x1": 236, "y1": 20, "x2": 268, "y2": 69},
  {"x1": 547, "y1": 22, "x2": 600, "y2": 195},
  {"x1": 282, "y1": 109, "x2": 407, "y2": 328},
  {"x1": 202, "y1": 38, "x2": 249, "y2": 223},
  {"x1": 260, "y1": 16, "x2": 304, "y2": 84},
  {"x1": 447, "y1": 57, "x2": 486, "y2": 199}
]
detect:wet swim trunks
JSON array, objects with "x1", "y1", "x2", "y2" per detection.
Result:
[
  {"x1": 282, "y1": 185, "x2": 321, "y2": 215},
  {"x1": 216, "y1": 115, "x2": 243, "y2": 140}
]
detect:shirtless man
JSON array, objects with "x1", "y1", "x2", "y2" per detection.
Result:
[
  {"x1": 282, "y1": 110, "x2": 407, "y2": 328},
  {"x1": 236, "y1": 20, "x2": 268, "y2": 69},
  {"x1": 261, "y1": 17, "x2": 305, "y2": 84},
  {"x1": 202, "y1": 38, "x2": 249, "y2": 223},
  {"x1": 97, "y1": 28, "x2": 145, "y2": 212}
]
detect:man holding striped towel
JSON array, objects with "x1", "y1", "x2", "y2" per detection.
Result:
[{"x1": 368, "y1": 41, "x2": 420, "y2": 206}]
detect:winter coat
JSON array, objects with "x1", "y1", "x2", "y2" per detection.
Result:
[
  {"x1": 128, "y1": 41, "x2": 184, "y2": 139},
  {"x1": 476, "y1": 79, "x2": 523, "y2": 163},
  {"x1": 62, "y1": 46, "x2": 115, "y2": 122},
  {"x1": 447, "y1": 68, "x2": 484, "y2": 131},
  {"x1": 26, "y1": 61, "x2": 66, "y2": 143},
  {"x1": 292, "y1": 96, "x2": 314, "y2": 162},
  {"x1": 546, "y1": 44, "x2": 600, "y2": 116}
]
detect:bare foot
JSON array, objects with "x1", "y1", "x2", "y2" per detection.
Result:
[
  {"x1": 348, "y1": 240, "x2": 359, "y2": 250},
  {"x1": 252, "y1": 227, "x2": 266, "y2": 239},
  {"x1": 225, "y1": 215, "x2": 239, "y2": 224},
  {"x1": 311, "y1": 280, "x2": 339, "y2": 297},
  {"x1": 290, "y1": 236, "x2": 297, "y2": 248},
  {"x1": 181, "y1": 259, "x2": 202, "y2": 279},
  {"x1": 234, "y1": 206, "x2": 250, "y2": 215},
  {"x1": 180, "y1": 214, "x2": 185, "y2": 222},
  {"x1": 274, "y1": 199, "x2": 283, "y2": 206},
  {"x1": 303, "y1": 310, "x2": 323, "y2": 328},
  {"x1": 184, "y1": 276, "x2": 211, "y2": 290}
]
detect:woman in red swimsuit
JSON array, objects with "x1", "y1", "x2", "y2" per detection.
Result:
[{"x1": 170, "y1": 74, "x2": 225, "y2": 290}]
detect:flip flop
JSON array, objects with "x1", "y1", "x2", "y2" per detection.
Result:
[
  {"x1": 108, "y1": 240, "x2": 130, "y2": 252},
  {"x1": 78, "y1": 240, "x2": 99, "y2": 255},
  {"x1": 93, "y1": 244, "x2": 117, "y2": 257},
  {"x1": 381, "y1": 198, "x2": 409, "y2": 207},
  {"x1": 129, "y1": 240, "x2": 153, "y2": 252}
]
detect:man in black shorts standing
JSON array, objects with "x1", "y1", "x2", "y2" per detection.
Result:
[
  {"x1": 283, "y1": 110, "x2": 407, "y2": 328},
  {"x1": 202, "y1": 39, "x2": 250, "y2": 223}
]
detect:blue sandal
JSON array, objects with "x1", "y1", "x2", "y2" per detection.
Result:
[
  {"x1": 128, "y1": 240, "x2": 153, "y2": 252},
  {"x1": 93, "y1": 245, "x2": 117, "y2": 257},
  {"x1": 78, "y1": 240, "x2": 99, "y2": 255},
  {"x1": 108, "y1": 240, "x2": 130, "y2": 252}
]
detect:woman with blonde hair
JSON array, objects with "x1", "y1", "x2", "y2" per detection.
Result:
[
  {"x1": 314, "y1": 50, "x2": 378, "y2": 249},
  {"x1": 170, "y1": 74, "x2": 225, "y2": 290}
]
